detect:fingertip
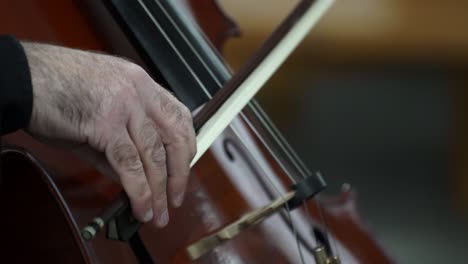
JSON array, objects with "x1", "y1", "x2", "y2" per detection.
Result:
[
  {"x1": 127, "y1": 188, "x2": 153, "y2": 223},
  {"x1": 132, "y1": 205, "x2": 153, "y2": 223},
  {"x1": 173, "y1": 192, "x2": 185, "y2": 208},
  {"x1": 169, "y1": 177, "x2": 187, "y2": 208},
  {"x1": 143, "y1": 209, "x2": 154, "y2": 222},
  {"x1": 154, "y1": 209, "x2": 169, "y2": 227}
]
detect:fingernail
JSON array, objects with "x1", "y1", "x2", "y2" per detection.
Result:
[
  {"x1": 143, "y1": 209, "x2": 153, "y2": 222},
  {"x1": 174, "y1": 193, "x2": 184, "y2": 207},
  {"x1": 158, "y1": 210, "x2": 169, "y2": 227}
]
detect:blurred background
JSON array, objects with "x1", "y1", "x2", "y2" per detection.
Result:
[{"x1": 218, "y1": 0, "x2": 468, "y2": 263}]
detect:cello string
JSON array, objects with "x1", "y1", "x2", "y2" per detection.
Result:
[
  {"x1": 150, "y1": 0, "x2": 226, "y2": 96},
  {"x1": 156, "y1": 0, "x2": 319, "y2": 259},
  {"x1": 188, "y1": 0, "x2": 335, "y2": 164},
  {"x1": 238, "y1": 109, "x2": 306, "y2": 182},
  {"x1": 136, "y1": 0, "x2": 210, "y2": 96},
  {"x1": 142, "y1": 0, "x2": 272, "y2": 166},
  {"x1": 315, "y1": 196, "x2": 341, "y2": 259},
  {"x1": 284, "y1": 201, "x2": 307, "y2": 264},
  {"x1": 314, "y1": 172, "x2": 333, "y2": 249},
  {"x1": 223, "y1": 129, "x2": 317, "y2": 255},
  {"x1": 145, "y1": 0, "x2": 327, "y2": 260},
  {"x1": 302, "y1": 202, "x2": 319, "y2": 246},
  {"x1": 151, "y1": 0, "x2": 304, "y2": 235},
  {"x1": 145, "y1": 0, "x2": 288, "y2": 171},
  {"x1": 245, "y1": 102, "x2": 311, "y2": 178},
  {"x1": 151, "y1": 0, "x2": 312, "y2": 184},
  {"x1": 149, "y1": 0, "x2": 286, "y2": 191},
  {"x1": 226, "y1": 125, "x2": 311, "y2": 262}
]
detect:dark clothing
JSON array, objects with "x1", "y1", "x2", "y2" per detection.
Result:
[{"x1": 0, "y1": 35, "x2": 32, "y2": 135}]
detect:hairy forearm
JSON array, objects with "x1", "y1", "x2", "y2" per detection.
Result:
[{"x1": 23, "y1": 42, "x2": 121, "y2": 140}]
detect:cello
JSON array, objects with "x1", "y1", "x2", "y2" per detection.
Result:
[{"x1": 0, "y1": 0, "x2": 393, "y2": 263}]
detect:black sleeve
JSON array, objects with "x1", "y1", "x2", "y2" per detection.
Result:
[{"x1": 0, "y1": 35, "x2": 33, "y2": 135}]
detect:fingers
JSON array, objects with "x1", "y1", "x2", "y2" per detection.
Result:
[
  {"x1": 166, "y1": 138, "x2": 194, "y2": 207},
  {"x1": 146, "y1": 86, "x2": 196, "y2": 208},
  {"x1": 105, "y1": 131, "x2": 153, "y2": 223},
  {"x1": 128, "y1": 112, "x2": 169, "y2": 227},
  {"x1": 100, "y1": 67, "x2": 195, "y2": 229}
]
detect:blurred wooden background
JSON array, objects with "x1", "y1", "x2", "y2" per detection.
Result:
[{"x1": 222, "y1": 0, "x2": 468, "y2": 63}]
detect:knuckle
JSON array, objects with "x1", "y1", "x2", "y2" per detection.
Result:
[
  {"x1": 161, "y1": 98, "x2": 180, "y2": 118},
  {"x1": 159, "y1": 93, "x2": 191, "y2": 124},
  {"x1": 125, "y1": 63, "x2": 150, "y2": 83},
  {"x1": 139, "y1": 119, "x2": 161, "y2": 155},
  {"x1": 151, "y1": 146, "x2": 166, "y2": 168},
  {"x1": 120, "y1": 63, "x2": 153, "y2": 99},
  {"x1": 112, "y1": 142, "x2": 144, "y2": 174},
  {"x1": 180, "y1": 106, "x2": 193, "y2": 128},
  {"x1": 175, "y1": 107, "x2": 184, "y2": 125},
  {"x1": 181, "y1": 105, "x2": 192, "y2": 120},
  {"x1": 175, "y1": 118, "x2": 194, "y2": 142},
  {"x1": 128, "y1": 161, "x2": 144, "y2": 175},
  {"x1": 179, "y1": 127, "x2": 195, "y2": 146},
  {"x1": 139, "y1": 119, "x2": 157, "y2": 141}
]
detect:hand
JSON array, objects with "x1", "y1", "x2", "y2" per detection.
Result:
[{"x1": 22, "y1": 42, "x2": 196, "y2": 227}]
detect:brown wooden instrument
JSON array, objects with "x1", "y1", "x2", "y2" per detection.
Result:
[{"x1": 0, "y1": 0, "x2": 394, "y2": 263}]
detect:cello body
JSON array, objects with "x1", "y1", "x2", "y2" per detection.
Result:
[{"x1": 0, "y1": 0, "x2": 393, "y2": 263}]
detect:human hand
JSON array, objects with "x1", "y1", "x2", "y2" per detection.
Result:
[{"x1": 22, "y1": 42, "x2": 196, "y2": 227}]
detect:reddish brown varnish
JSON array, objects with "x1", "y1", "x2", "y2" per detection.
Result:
[{"x1": 0, "y1": 0, "x2": 393, "y2": 263}]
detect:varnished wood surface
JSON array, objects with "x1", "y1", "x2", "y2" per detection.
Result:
[{"x1": 1, "y1": 149, "x2": 91, "y2": 264}]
